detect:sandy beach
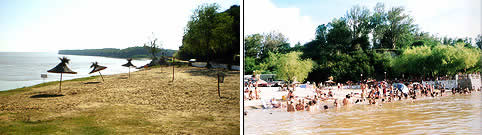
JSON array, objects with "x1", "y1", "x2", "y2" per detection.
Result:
[{"x1": 0, "y1": 65, "x2": 240, "y2": 134}]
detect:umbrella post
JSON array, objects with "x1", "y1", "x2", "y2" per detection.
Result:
[
  {"x1": 128, "y1": 67, "x2": 130, "y2": 78},
  {"x1": 217, "y1": 74, "x2": 221, "y2": 98},
  {"x1": 99, "y1": 72, "x2": 104, "y2": 82},
  {"x1": 172, "y1": 61, "x2": 175, "y2": 81},
  {"x1": 59, "y1": 73, "x2": 62, "y2": 93}
]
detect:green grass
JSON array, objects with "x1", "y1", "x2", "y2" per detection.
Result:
[
  {"x1": 0, "y1": 76, "x2": 98, "y2": 97},
  {"x1": 0, "y1": 115, "x2": 111, "y2": 135}
]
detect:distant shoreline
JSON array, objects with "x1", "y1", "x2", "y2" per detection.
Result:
[
  {"x1": 57, "y1": 53, "x2": 153, "y2": 60},
  {"x1": 58, "y1": 47, "x2": 177, "y2": 59}
]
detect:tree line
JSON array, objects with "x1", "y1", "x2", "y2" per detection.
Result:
[
  {"x1": 245, "y1": 3, "x2": 481, "y2": 83},
  {"x1": 176, "y1": 4, "x2": 240, "y2": 66}
]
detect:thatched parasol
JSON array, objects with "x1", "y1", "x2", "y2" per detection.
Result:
[
  {"x1": 47, "y1": 57, "x2": 77, "y2": 93},
  {"x1": 122, "y1": 58, "x2": 136, "y2": 78},
  {"x1": 89, "y1": 62, "x2": 107, "y2": 81}
]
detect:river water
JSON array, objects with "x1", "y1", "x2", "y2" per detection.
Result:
[
  {"x1": 244, "y1": 92, "x2": 481, "y2": 134},
  {"x1": 0, "y1": 52, "x2": 151, "y2": 91}
]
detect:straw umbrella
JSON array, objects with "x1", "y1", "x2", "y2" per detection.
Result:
[
  {"x1": 47, "y1": 57, "x2": 77, "y2": 93},
  {"x1": 122, "y1": 58, "x2": 136, "y2": 78},
  {"x1": 89, "y1": 62, "x2": 107, "y2": 81}
]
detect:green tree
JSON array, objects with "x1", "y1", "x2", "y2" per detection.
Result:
[
  {"x1": 326, "y1": 18, "x2": 352, "y2": 53},
  {"x1": 411, "y1": 32, "x2": 440, "y2": 47},
  {"x1": 370, "y1": 3, "x2": 388, "y2": 49},
  {"x1": 476, "y1": 34, "x2": 482, "y2": 49},
  {"x1": 315, "y1": 24, "x2": 328, "y2": 42},
  {"x1": 244, "y1": 56, "x2": 259, "y2": 75},
  {"x1": 143, "y1": 37, "x2": 163, "y2": 60},
  {"x1": 260, "y1": 31, "x2": 290, "y2": 59},
  {"x1": 371, "y1": 51, "x2": 394, "y2": 79},
  {"x1": 244, "y1": 32, "x2": 290, "y2": 61},
  {"x1": 382, "y1": 7, "x2": 416, "y2": 49},
  {"x1": 179, "y1": 4, "x2": 239, "y2": 66},
  {"x1": 244, "y1": 34, "x2": 263, "y2": 58},
  {"x1": 270, "y1": 52, "x2": 313, "y2": 83},
  {"x1": 392, "y1": 44, "x2": 480, "y2": 78},
  {"x1": 346, "y1": 5, "x2": 371, "y2": 50}
]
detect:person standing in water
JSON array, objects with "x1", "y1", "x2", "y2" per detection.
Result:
[
  {"x1": 361, "y1": 83, "x2": 366, "y2": 100},
  {"x1": 343, "y1": 94, "x2": 351, "y2": 106},
  {"x1": 287, "y1": 101, "x2": 295, "y2": 112}
]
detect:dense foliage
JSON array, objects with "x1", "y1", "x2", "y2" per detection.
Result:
[
  {"x1": 272, "y1": 52, "x2": 314, "y2": 82},
  {"x1": 59, "y1": 47, "x2": 176, "y2": 59},
  {"x1": 245, "y1": 3, "x2": 481, "y2": 83},
  {"x1": 393, "y1": 44, "x2": 480, "y2": 77},
  {"x1": 177, "y1": 4, "x2": 240, "y2": 65}
]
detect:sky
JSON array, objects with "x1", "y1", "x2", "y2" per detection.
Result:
[
  {"x1": 245, "y1": 0, "x2": 481, "y2": 46},
  {"x1": 0, "y1": 0, "x2": 239, "y2": 52}
]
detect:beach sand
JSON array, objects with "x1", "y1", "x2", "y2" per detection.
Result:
[{"x1": 0, "y1": 65, "x2": 240, "y2": 134}]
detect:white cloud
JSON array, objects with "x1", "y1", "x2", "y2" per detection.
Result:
[
  {"x1": 405, "y1": 0, "x2": 481, "y2": 39},
  {"x1": 244, "y1": 0, "x2": 317, "y2": 46},
  {"x1": 0, "y1": 0, "x2": 238, "y2": 52}
]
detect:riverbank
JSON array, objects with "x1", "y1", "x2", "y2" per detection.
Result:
[
  {"x1": 0, "y1": 66, "x2": 240, "y2": 134},
  {"x1": 58, "y1": 47, "x2": 177, "y2": 59}
]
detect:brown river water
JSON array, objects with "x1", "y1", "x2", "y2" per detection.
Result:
[{"x1": 244, "y1": 92, "x2": 481, "y2": 135}]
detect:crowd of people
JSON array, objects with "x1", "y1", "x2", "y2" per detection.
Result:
[
  {"x1": 244, "y1": 81, "x2": 260, "y2": 100},
  {"x1": 254, "y1": 80, "x2": 480, "y2": 112},
  {"x1": 244, "y1": 72, "x2": 481, "y2": 113}
]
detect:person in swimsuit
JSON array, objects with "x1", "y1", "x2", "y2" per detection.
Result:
[
  {"x1": 343, "y1": 94, "x2": 351, "y2": 106},
  {"x1": 287, "y1": 101, "x2": 295, "y2": 112},
  {"x1": 361, "y1": 83, "x2": 366, "y2": 99},
  {"x1": 288, "y1": 90, "x2": 294, "y2": 100},
  {"x1": 253, "y1": 85, "x2": 258, "y2": 99},
  {"x1": 305, "y1": 101, "x2": 312, "y2": 111},
  {"x1": 296, "y1": 99, "x2": 304, "y2": 111}
]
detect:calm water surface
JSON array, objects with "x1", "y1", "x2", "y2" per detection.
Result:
[
  {"x1": 0, "y1": 52, "x2": 150, "y2": 91},
  {"x1": 244, "y1": 93, "x2": 482, "y2": 135}
]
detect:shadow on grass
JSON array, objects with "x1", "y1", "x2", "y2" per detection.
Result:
[
  {"x1": 184, "y1": 68, "x2": 237, "y2": 78},
  {"x1": 118, "y1": 77, "x2": 128, "y2": 79},
  {"x1": 219, "y1": 96, "x2": 234, "y2": 100},
  {"x1": 30, "y1": 94, "x2": 64, "y2": 98},
  {"x1": 84, "y1": 82, "x2": 101, "y2": 84}
]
